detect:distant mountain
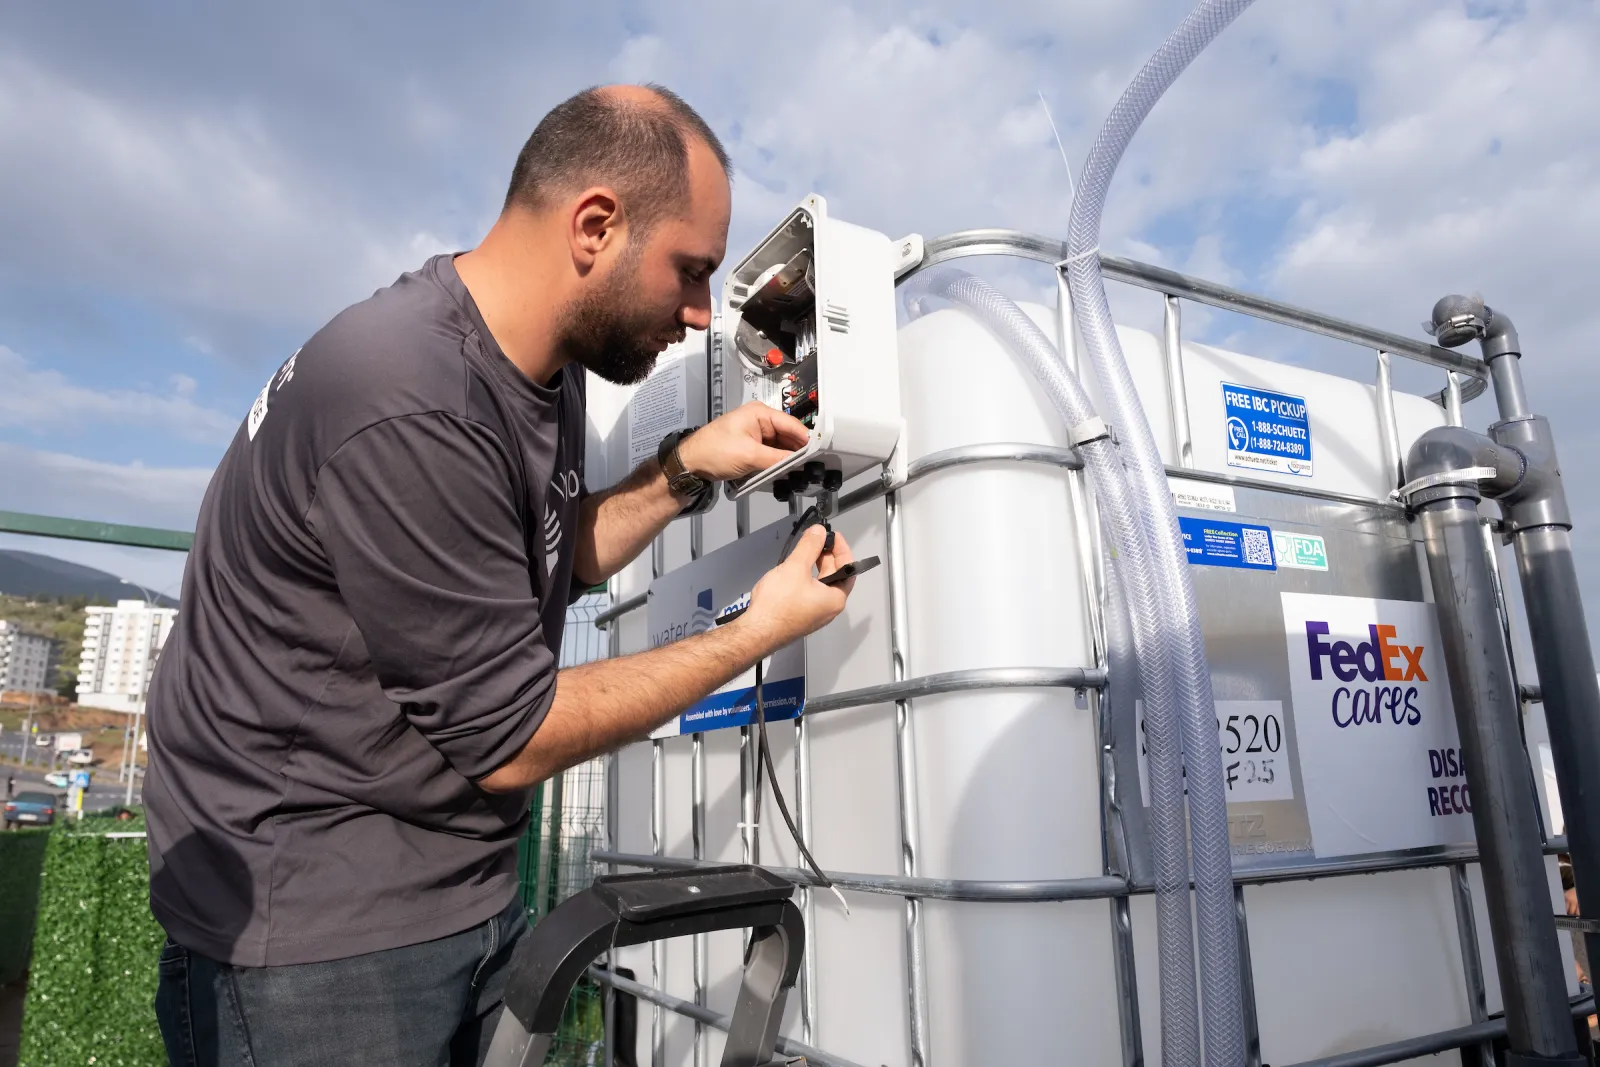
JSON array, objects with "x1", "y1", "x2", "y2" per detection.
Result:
[{"x1": 0, "y1": 550, "x2": 178, "y2": 607}]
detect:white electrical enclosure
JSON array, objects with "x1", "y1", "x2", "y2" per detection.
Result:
[{"x1": 717, "y1": 194, "x2": 902, "y2": 499}]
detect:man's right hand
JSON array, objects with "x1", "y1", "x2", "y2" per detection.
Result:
[
  {"x1": 480, "y1": 522, "x2": 858, "y2": 793},
  {"x1": 735, "y1": 524, "x2": 856, "y2": 653}
]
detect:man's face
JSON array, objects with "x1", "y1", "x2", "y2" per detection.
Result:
[{"x1": 559, "y1": 139, "x2": 731, "y2": 386}]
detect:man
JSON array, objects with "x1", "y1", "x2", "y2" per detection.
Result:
[{"x1": 145, "y1": 84, "x2": 856, "y2": 1066}]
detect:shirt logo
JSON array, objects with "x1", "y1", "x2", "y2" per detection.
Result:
[
  {"x1": 545, "y1": 469, "x2": 580, "y2": 573},
  {"x1": 247, "y1": 348, "x2": 300, "y2": 441}
]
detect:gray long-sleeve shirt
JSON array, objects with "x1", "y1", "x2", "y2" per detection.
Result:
[{"x1": 145, "y1": 254, "x2": 586, "y2": 966}]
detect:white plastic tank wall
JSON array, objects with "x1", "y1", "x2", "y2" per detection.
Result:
[{"x1": 599, "y1": 295, "x2": 1576, "y2": 1067}]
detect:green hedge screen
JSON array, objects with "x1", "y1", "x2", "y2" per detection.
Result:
[
  {"x1": 18, "y1": 814, "x2": 164, "y2": 1067},
  {"x1": 0, "y1": 827, "x2": 50, "y2": 985}
]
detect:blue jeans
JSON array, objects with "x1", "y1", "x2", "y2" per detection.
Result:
[{"x1": 154, "y1": 896, "x2": 529, "y2": 1066}]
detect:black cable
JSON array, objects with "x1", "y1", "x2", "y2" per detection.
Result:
[{"x1": 753, "y1": 658, "x2": 836, "y2": 894}]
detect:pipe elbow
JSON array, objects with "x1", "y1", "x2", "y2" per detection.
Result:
[
  {"x1": 1405, "y1": 426, "x2": 1526, "y2": 501},
  {"x1": 1427, "y1": 293, "x2": 1519, "y2": 362},
  {"x1": 1480, "y1": 308, "x2": 1521, "y2": 363}
]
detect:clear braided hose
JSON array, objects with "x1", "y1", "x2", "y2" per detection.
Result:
[{"x1": 1065, "y1": 2, "x2": 1258, "y2": 1064}]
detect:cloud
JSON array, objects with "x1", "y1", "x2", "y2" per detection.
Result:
[
  {"x1": 0, "y1": 441, "x2": 209, "y2": 596},
  {"x1": 4, "y1": 0, "x2": 1600, "y2": 642},
  {"x1": 0, "y1": 442, "x2": 212, "y2": 528},
  {"x1": 0, "y1": 345, "x2": 239, "y2": 446},
  {"x1": 0, "y1": 50, "x2": 457, "y2": 357}
]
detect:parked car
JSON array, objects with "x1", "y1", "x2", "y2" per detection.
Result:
[
  {"x1": 4, "y1": 791, "x2": 58, "y2": 828},
  {"x1": 43, "y1": 770, "x2": 71, "y2": 789},
  {"x1": 64, "y1": 748, "x2": 95, "y2": 766},
  {"x1": 34, "y1": 733, "x2": 53, "y2": 748}
]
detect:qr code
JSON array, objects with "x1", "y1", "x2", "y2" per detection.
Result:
[{"x1": 1242, "y1": 527, "x2": 1273, "y2": 566}]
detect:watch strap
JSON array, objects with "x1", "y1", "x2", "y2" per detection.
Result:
[{"x1": 658, "y1": 427, "x2": 711, "y2": 506}]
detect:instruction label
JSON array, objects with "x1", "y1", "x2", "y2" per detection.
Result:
[
  {"x1": 646, "y1": 520, "x2": 805, "y2": 737},
  {"x1": 1281, "y1": 593, "x2": 1473, "y2": 858},
  {"x1": 1273, "y1": 530, "x2": 1329, "y2": 571},
  {"x1": 1178, "y1": 516, "x2": 1276, "y2": 571},
  {"x1": 1136, "y1": 699, "x2": 1296, "y2": 806},
  {"x1": 1223, "y1": 383, "x2": 1313, "y2": 477},
  {"x1": 627, "y1": 356, "x2": 690, "y2": 470}
]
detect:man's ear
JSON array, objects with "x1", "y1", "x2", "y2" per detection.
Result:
[{"x1": 569, "y1": 187, "x2": 624, "y2": 274}]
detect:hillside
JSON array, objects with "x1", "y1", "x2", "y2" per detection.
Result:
[{"x1": 0, "y1": 549, "x2": 177, "y2": 606}]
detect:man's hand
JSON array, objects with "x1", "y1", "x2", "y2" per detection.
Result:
[
  {"x1": 677, "y1": 402, "x2": 811, "y2": 484},
  {"x1": 478, "y1": 524, "x2": 858, "y2": 794},
  {"x1": 732, "y1": 524, "x2": 855, "y2": 651},
  {"x1": 571, "y1": 401, "x2": 811, "y2": 587}
]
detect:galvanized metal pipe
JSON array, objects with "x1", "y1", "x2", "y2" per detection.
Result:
[
  {"x1": 1064, "y1": 271, "x2": 1146, "y2": 1067},
  {"x1": 804, "y1": 665, "x2": 1106, "y2": 717},
  {"x1": 1282, "y1": 996, "x2": 1594, "y2": 1067},
  {"x1": 1445, "y1": 371, "x2": 1465, "y2": 427},
  {"x1": 594, "y1": 839, "x2": 1573, "y2": 902},
  {"x1": 914, "y1": 230, "x2": 1490, "y2": 383},
  {"x1": 688, "y1": 514, "x2": 708, "y2": 1067},
  {"x1": 885, "y1": 488, "x2": 931, "y2": 1067},
  {"x1": 650, "y1": 534, "x2": 666, "y2": 1067},
  {"x1": 1416, "y1": 494, "x2": 1579, "y2": 1061},
  {"x1": 1450, "y1": 863, "x2": 1495, "y2": 1067},
  {"x1": 1375, "y1": 351, "x2": 1404, "y2": 490},
  {"x1": 691, "y1": 729, "x2": 707, "y2": 1067},
  {"x1": 795, "y1": 712, "x2": 818, "y2": 1045},
  {"x1": 1234, "y1": 886, "x2": 1262, "y2": 1067},
  {"x1": 1163, "y1": 295, "x2": 1194, "y2": 468},
  {"x1": 586, "y1": 966, "x2": 870, "y2": 1067},
  {"x1": 650, "y1": 735, "x2": 665, "y2": 1067},
  {"x1": 603, "y1": 577, "x2": 622, "y2": 1067}
]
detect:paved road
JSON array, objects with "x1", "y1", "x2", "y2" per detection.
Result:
[{"x1": 4, "y1": 761, "x2": 140, "y2": 813}]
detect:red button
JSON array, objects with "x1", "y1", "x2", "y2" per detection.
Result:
[{"x1": 765, "y1": 349, "x2": 784, "y2": 367}]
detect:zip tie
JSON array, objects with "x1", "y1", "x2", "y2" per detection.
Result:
[
  {"x1": 825, "y1": 883, "x2": 851, "y2": 916},
  {"x1": 1059, "y1": 246, "x2": 1101, "y2": 269}
]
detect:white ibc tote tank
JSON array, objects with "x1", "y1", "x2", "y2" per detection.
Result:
[
  {"x1": 601, "y1": 288, "x2": 1578, "y2": 1067},
  {"x1": 891, "y1": 302, "x2": 1120, "y2": 1064}
]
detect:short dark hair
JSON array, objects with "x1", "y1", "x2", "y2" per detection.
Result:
[{"x1": 504, "y1": 84, "x2": 731, "y2": 230}]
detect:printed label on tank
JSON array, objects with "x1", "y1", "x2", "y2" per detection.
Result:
[
  {"x1": 627, "y1": 356, "x2": 691, "y2": 470},
  {"x1": 1136, "y1": 699, "x2": 1295, "y2": 806},
  {"x1": 1223, "y1": 383, "x2": 1314, "y2": 477},
  {"x1": 645, "y1": 519, "x2": 805, "y2": 738},
  {"x1": 1168, "y1": 477, "x2": 1237, "y2": 513},
  {"x1": 1272, "y1": 530, "x2": 1330, "y2": 571},
  {"x1": 1281, "y1": 592, "x2": 1474, "y2": 858},
  {"x1": 1178, "y1": 516, "x2": 1276, "y2": 570}
]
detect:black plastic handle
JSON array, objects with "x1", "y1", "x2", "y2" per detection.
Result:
[{"x1": 497, "y1": 866, "x2": 801, "y2": 1041}]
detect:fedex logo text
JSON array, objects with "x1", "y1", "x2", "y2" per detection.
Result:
[
  {"x1": 1305, "y1": 622, "x2": 1427, "y2": 683},
  {"x1": 1305, "y1": 621, "x2": 1426, "y2": 729}
]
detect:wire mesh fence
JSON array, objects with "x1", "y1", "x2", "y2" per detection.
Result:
[{"x1": 517, "y1": 592, "x2": 611, "y2": 1066}]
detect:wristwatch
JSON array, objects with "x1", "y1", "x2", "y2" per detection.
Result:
[{"x1": 658, "y1": 427, "x2": 712, "y2": 507}]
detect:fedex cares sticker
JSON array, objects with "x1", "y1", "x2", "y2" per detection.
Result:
[{"x1": 1281, "y1": 593, "x2": 1474, "y2": 859}]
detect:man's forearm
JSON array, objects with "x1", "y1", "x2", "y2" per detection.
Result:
[
  {"x1": 478, "y1": 616, "x2": 775, "y2": 792},
  {"x1": 571, "y1": 460, "x2": 688, "y2": 586}
]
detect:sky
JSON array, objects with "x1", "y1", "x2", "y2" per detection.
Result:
[{"x1": 2, "y1": 0, "x2": 1599, "y2": 650}]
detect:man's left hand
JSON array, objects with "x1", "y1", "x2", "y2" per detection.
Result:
[{"x1": 675, "y1": 402, "x2": 811, "y2": 484}]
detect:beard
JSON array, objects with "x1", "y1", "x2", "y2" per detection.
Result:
[{"x1": 558, "y1": 251, "x2": 674, "y2": 386}]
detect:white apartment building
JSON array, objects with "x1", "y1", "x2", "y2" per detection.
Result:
[
  {"x1": 76, "y1": 600, "x2": 178, "y2": 713},
  {"x1": 0, "y1": 620, "x2": 56, "y2": 693}
]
